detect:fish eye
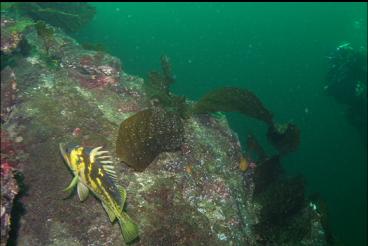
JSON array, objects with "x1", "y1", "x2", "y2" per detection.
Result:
[{"x1": 65, "y1": 146, "x2": 72, "y2": 154}]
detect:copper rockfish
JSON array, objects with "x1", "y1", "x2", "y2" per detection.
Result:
[{"x1": 59, "y1": 143, "x2": 139, "y2": 243}]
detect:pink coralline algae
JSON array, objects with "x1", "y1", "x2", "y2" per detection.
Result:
[
  {"x1": 0, "y1": 130, "x2": 22, "y2": 245},
  {"x1": 66, "y1": 52, "x2": 122, "y2": 89},
  {"x1": 0, "y1": 164, "x2": 19, "y2": 245},
  {"x1": 203, "y1": 177, "x2": 231, "y2": 200}
]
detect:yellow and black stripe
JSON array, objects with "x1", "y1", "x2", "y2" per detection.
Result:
[
  {"x1": 60, "y1": 144, "x2": 138, "y2": 243},
  {"x1": 68, "y1": 146, "x2": 123, "y2": 210}
]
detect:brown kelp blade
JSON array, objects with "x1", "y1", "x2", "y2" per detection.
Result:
[
  {"x1": 192, "y1": 87, "x2": 273, "y2": 125},
  {"x1": 116, "y1": 107, "x2": 184, "y2": 171}
]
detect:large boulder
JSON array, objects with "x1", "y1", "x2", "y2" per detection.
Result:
[{"x1": 1, "y1": 10, "x2": 328, "y2": 246}]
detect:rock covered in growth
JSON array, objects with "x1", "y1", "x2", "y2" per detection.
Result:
[
  {"x1": 0, "y1": 9, "x2": 329, "y2": 246},
  {"x1": 0, "y1": 16, "x2": 33, "y2": 55},
  {"x1": 127, "y1": 114, "x2": 248, "y2": 244},
  {"x1": 0, "y1": 129, "x2": 25, "y2": 246},
  {"x1": 0, "y1": 164, "x2": 18, "y2": 246},
  {"x1": 26, "y1": 20, "x2": 122, "y2": 90},
  {"x1": 1, "y1": 67, "x2": 18, "y2": 122},
  {"x1": 17, "y1": 2, "x2": 96, "y2": 33},
  {"x1": 66, "y1": 50, "x2": 122, "y2": 89}
]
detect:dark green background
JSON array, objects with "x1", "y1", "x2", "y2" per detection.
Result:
[{"x1": 74, "y1": 3, "x2": 367, "y2": 245}]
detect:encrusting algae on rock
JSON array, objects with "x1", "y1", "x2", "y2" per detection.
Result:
[
  {"x1": 0, "y1": 3, "x2": 332, "y2": 244},
  {"x1": 59, "y1": 143, "x2": 139, "y2": 243}
]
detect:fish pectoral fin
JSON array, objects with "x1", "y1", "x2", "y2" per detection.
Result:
[
  {"x1": 77, "y1": 182, "x2": 89, "y2": 201},
  {"x1": 102, "y1": 202, "x2": 116, "y2": 222},
  {"x1": 63, "y1": 176, "x2": 79, "y2": 192}
]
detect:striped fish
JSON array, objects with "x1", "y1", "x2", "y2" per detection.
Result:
[{"x1": 59, "y1": 143, "x2": 139, "y2": 243}]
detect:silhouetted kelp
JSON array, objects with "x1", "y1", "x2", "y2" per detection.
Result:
[
  {"x1": 267, "y1": 122, "x2": 300, "y2": 154},
  {"x1": 193, "y1": 87, "x2": 274, "y2": 125},
  {"x1": 152, "y1": 55, "x2": 174, "y2": 94},
  {"x1": 145, "y1": 55, "x2": 188, "y2": 117},
  {"x1": 246, "y1": 132, "x2": 267, "y2": 161},
  {"x1": 17, "y1": 2, "x2": 96, "y2": 33},
  {"x1": 246, "y1": 136, "x2": 320, "y2": 244},
  {"x1": 253, "y1": 155, "x2": 282, "y2": 195},
  {"x1": 192, "y1": 87, "x2": 301, "y2": 155},
  {"x1": 254, "y1": 175, "x2": 309, "y2": 244},
  {"x1": 116, "y1": 107, "x2": 184, "y2": 171}
]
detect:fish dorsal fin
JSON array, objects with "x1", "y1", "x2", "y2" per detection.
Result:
[
  {"x1": 101, "y1": 162, "x2": 118, "y2": 182},
  {"x1": 90, "y1": 146, "x2": 118, "y2": 181},
  {"x1": 117, "y1": 185, "x2": 127, "y2": 209},
  {"x1": 89, "y1": 146, "x2": 104, "y2": 163}
]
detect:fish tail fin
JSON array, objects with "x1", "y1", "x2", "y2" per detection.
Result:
[{"x1": 117, "y1": 212, "x2": 139, "y2": 243}]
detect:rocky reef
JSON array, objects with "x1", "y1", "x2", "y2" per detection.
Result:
[
  {"x1": 1, "y1": 4, "x2": 330, "y2": 246},
  {"x1": 324, "y1": 43, "x2": 367, "y2": 138}
]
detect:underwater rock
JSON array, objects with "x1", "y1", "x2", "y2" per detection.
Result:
[
  {"x1": 324, "y1": 44, "x2": 367, "y2": 137},
  {"x1": 0, "y1": 129, "x2": 26, "y2": 246},
  {"x1": 0, "y1": 10, "x2": 328, "y2": 246},
  {"x1": 34, "y1": 21, "x2": 56, "y2": 55},
  {"x1": 116, "y1": 107, "x2": 184, "y2": 171},
  {"x1": 81, "y1": 42, "x2": 108, "y2": 52},
  {"x1": 1, "y1": 67, "x2": 18, "y2": 123},
  {"x1": 16, "y1": 2, "x2": 96, "y2": 33},
  {"x1": 267, "y1": 122, "x2": 301, "y2": 154},
  {"x1": 0, "y1": 16, "x2": 33, "y2": 55},
  {"x1": 0, "y1": 163, "x2": 19, "y2": 246},
  {"x1": 193, "y1": 87, "x2": 274, "y2": 125},
  {"x1": 66, "y1": 51, "x2": 122, "y2": 89}
]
